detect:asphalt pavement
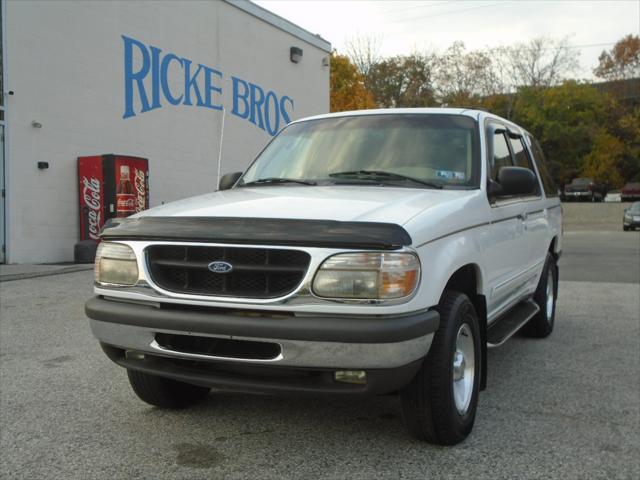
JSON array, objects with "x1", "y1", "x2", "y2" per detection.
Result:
[
  {"x1": 1, "y1": 232, "x2": 639, "y2": 479},
  {"x1": 560, "y1": 230, "x2": 640, "y2": 284}
]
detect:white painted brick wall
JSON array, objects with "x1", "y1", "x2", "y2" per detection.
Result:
[{"x1": 3, "y1": 0, "x2": 330, "y2": 263}]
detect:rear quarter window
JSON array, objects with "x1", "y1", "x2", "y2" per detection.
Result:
[{"x1": 527, "y1": 135, "x2": 558, "y2": 197}]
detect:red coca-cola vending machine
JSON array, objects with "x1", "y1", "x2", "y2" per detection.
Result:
[{"x1": 78, "y1": 154, "x2": 149, "y2": 242}]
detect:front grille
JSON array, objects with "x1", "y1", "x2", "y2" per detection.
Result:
[{"x1": 146, "y1": 245, "x2": 311, "y2": 298}]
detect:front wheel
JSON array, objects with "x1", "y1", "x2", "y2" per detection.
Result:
[
  {"x1": 400, "y1": 291, "x2": 481, "y2": 445},
  {"x1": 127, "y1": 369, "x2": 210, "y2": 409}
]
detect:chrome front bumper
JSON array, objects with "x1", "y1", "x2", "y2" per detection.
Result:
[
  {"x1": 90, "y1": 318, "x2": 434, "y2": 369},
  {"x1": 86, "y1": 297, "x2": 439, "y2": 370}
]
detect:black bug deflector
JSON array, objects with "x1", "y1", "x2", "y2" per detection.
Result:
[{"x1": 100, "y1": 217, "x2": 412, "y2": 250}]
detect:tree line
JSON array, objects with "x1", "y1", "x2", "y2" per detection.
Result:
[{"x1": 330, "y1": 34, "x2": 640, "y2": 187}]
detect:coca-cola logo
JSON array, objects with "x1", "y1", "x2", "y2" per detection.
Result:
[
  {"x1": 134, "y1": 168, "x2": 146, "y2": 212},
  {"x1": 117, "y1": 196, "x2": 136, "y2": 209},
  {"x1": 82, "y1": 176, "x2": 102, "y2": 240}
]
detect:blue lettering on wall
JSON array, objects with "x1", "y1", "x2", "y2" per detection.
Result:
[
  {"x1": 203, "y1": 66, "x2": 223, "y2": 110},
  {"x1": 231, "y1": 76, "x2": 250, "y2": 119},
  {"x1": 280, "y1": 96, "x2": 294, "y2": 125},
  {"x1": 123, "y1": 36, "x2": 151, "y2": 118},
  {"x1": 160, "y1": 54, "x2": 184, "y2": 105},
  {"x1": 264, "y1": 91, "x2": 279, "y2": 136},
  {"x1": 183, "y1": 60, "x2": 205, "y2": 107},
  {"x1": 122, "y1": 35, "x2": 296, "y2": 136}
]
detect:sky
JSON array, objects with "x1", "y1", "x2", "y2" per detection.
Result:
[{"x1": 254, "y1": 0, "x2": 640, "y2": 80}]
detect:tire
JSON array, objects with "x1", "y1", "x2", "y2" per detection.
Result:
[
  {"x1": 523, "y1": 253, "x2": 557, "y2": 338},
  {"x1": 74, "y1": 240, "x2": 98, "y2": 263},
  {"x1": 623, "y1": 225, "x2": 629, "y2": 231},
  {"x1": 127, "y1": 369, "x2": 210, "y2": 409},
  {"x1": 400, "y1": 291, "x2": 481, "y2": 445}
]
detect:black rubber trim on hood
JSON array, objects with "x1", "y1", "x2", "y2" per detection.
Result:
[{"x1": 100, "y1": 217, "x2": 412, "y2": 250}]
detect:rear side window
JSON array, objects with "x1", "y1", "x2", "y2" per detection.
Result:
[
  {"x1": 527, "y1": 135, "x2": 558, "y2": 197},
  {"x1": 492, "y1": 132, "x2": 512, "y2": 180}
]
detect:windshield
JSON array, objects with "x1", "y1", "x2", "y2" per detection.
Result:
[
  {"x1": 629, "y1": 202, "x2": 640, "y2": 213},
  {"x1": 240, "y1": 114, "x2": 480, "y2": 188}
]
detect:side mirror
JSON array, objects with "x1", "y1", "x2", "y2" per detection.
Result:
[
  {"x1": 494, "y1": 166, "x2": 538, "y2": 196},
  {"x1": 218, "y1": 171, "x2": 242, "y2": 191}
]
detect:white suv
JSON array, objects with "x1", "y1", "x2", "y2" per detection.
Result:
[{"x1": 86, "y1": 108, "x2": 562, "y2": 445}]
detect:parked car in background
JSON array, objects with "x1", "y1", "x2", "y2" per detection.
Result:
[
  {"x1": 563, "y1": 178, "x2": 607, "y2": 202},
  {"x1": 621, "y1": 182, "x2": 640, "y2": 202},
  {"x1": 623, "y1": 202, "x2": 640, "y2": 231},
  {"x1": 605, "y1": 190, "x2": 622, "y2": 202}
]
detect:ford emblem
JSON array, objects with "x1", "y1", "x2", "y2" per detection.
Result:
[{"x1": 208, "y1": 261, "x2": 233, "y2": 274}]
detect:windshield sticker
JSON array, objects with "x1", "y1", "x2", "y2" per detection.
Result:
[{"x1": 436, "y1": 170, "x2": 466, "y2": 181}]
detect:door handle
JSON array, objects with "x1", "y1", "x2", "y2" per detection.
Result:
[{"x1": 517, "y1": 212, "x2": 528, "y2": 221}]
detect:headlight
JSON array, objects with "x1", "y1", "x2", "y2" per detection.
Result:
[
  {"x1": 95, "y1": 242, "x2": 139, "y2": 285},
  {"x1": 313, "y1": 252, "x2": 420, "y2": 300}
]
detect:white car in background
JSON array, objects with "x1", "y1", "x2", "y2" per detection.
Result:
[
  {"x1": 605, "y1": 191, "x2": 622, "y2": 202},
  {"x1": 86, "y1": 108, "x2": 562, "y2": 445}
]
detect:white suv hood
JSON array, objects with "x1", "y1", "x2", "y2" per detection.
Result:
[{"x1": 139, "y1": 185, "x2": 476, "y2": 226}]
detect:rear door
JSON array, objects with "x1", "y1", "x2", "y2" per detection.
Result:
[
  {"x1": 509, "y1": 134, "x2": 548, "y2": 274},
  {"x1": 526, "y1": 133, "x2": 562, "y2": 257}
]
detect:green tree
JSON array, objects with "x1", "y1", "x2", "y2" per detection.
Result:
[
  {"x1": 330, "y1": 52, "x2": 375, "y2": 112},
  {"x1": 513, "y1": 81, "x2": 609, "y2": 184}
]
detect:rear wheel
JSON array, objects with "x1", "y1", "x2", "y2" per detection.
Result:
[
  {"x1": 400, "y1": 291, "x2": 481, "y2": 445},
  {"x1": 127, "y1": 369, "x2": 210, "y2": 409},
  {"x1": 523, "y1": 253, "x2": 557, "y2": 338}
]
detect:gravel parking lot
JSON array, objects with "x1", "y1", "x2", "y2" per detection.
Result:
[{"x1": 1, "y1": 215, "x2": 639, "y2": 479}]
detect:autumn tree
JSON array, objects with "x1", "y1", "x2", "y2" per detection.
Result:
[
  {"x1": 366, "y1": 54, "x2": 436, "y2": 107},
  {"x1": 330, "y1": 34, "x2": 636, "y2": 186},
  {"x1": 346, "y1": 34, "x2": 382, "y2": 79},
  {"x1": 329, "y1": 52, "x2": 375, "y2": 112},
  {"x1": 582, "y1": 131, "x2": 625, "y2": 187},
  {"x1": 497, "y1": 37, "x2": 579, "y2": 89},
  {"x1": 594, "y1": 34, "x2": 640, "y2": 80},
  {"x1": 607, "y1": 105, "x2": 640, "y2": 184},
  {"x1": 433, "y1": 42, "x2": 497, "y2": 106}
]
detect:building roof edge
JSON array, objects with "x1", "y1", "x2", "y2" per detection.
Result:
[{"x1": 224, "y1": 0, "x2": 332, "y2": 53}]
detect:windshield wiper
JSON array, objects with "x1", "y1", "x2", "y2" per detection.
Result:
[
  {"x1": 241, "y1": 177, "x2": 317, "y2": 187},
  {"x1": 328, "y1": 170, "x2": 443, "y2": 189}
]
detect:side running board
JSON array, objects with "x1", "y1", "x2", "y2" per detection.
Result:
[{"x1": 487, "y1": 300, "x2": 540, "y2": 348}]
